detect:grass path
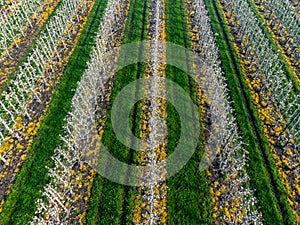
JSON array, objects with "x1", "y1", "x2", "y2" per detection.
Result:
[{"x1": 165, "y1": 0, "x2": 212, "y2": 224}]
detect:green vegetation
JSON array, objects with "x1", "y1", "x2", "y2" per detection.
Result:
[
  {"x1": 0, "y1": 0, "x2": 108, "y2": 223},
  {"x1": 165, "y1": 0, "x2": 212, "y2": 224}
]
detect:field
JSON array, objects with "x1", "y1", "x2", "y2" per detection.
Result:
[{"x1": 0, "y1": 0, "x2": 299, "y2": 224}]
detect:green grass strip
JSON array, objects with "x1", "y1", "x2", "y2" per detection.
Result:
[
  {"x1": 165, "y1": 0, "x2": 212, "y2": 224},
  {"x1": 84, "y1": 0, "x2": 149, "y2": 224},
  {"x1": 0, "y1": 0, "x2": 108, "y2": 223},
  {"x1": 205, "y1": 0, "x2": 296, "y2": 224}
]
